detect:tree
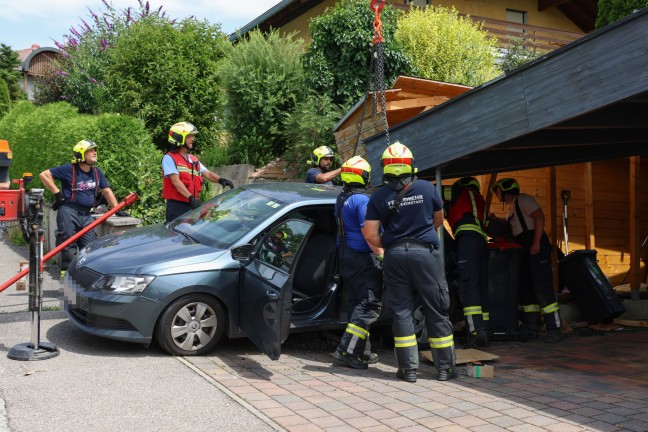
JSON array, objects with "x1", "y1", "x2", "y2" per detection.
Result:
[
  {"x1": 303, "y1": 0, "x2": 415, "y2": 111},
  {"x1": 0, "y1": 44, "x2": 26, "y2": 101},
  {"x1": 596, "y1": 0, "x2": 648, "y2": 28},
  {"x1": 220, "y1": 29, "x2": 307, "y2": 166},
  {"x1": 395, "y1": 6, "x2": 501, "y2": 87},
  {"x1": 282, "y1": 92, "x2": 342, "y2": 169},
  {"x1": 0, "y1": 79, "x2": 10, "y2": 117},
  {"x1": 103, "y1": 15, "x2": 228, "y2": 150}
]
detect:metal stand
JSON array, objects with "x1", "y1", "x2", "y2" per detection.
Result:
[
  {"x1": 8, "y1": 189, "x2": 59, "y2": 361},
  {"x1": 561, "y1": 189, "x2": 571, "y2": 254}
]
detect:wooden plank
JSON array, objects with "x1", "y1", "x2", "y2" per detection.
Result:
[
  {"x1": 584, "y1": 162, "x2": 596, "y2": 249},
  {"x1": 385, "y1": 96, "x2": 449, "y2": 111},
  {"x1": 613, "y1": 319, "x2": 648, "y2": 327}
]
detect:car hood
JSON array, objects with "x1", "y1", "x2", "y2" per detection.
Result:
[{"x1": 77, "y1": 224, "x2": 227, "y2": 274}]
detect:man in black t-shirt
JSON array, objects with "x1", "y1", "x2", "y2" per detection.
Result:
[
  {"x1": 39, "y1": 139, "x2": 123, "y2": 271},
  {"x1": 364, "y1": 142, "x2": 457, "y2": 383}
]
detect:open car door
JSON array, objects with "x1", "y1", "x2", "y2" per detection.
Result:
[{"x1": 239, "y1": 219, "x2": 314, "y2": 360}]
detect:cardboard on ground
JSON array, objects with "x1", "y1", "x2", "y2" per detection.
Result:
[{"x1": 421, "y1": 348, "x2": 499, "y2": 365}]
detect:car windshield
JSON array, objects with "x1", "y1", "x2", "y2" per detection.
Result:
[{"x1": 168, "y1": 188, "x2": 285, "y2": 249}]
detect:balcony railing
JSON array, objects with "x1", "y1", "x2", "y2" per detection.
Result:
[{"x1": 390, "y1": 4, "x2": 587, "y2": 52}]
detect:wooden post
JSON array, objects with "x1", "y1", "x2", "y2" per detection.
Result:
[
  {"x1": 546, "y1": 167, "x2": 558, "y2": 291},
  {"x1": 584, "y1": 162, "x2": 596, "y2": 250},
  {"x1": 629, "y1": 157, "x2": 641, "y2": 300},
  {"x1": 483, "y1": 173, "x2": 497, "y2": 215}
]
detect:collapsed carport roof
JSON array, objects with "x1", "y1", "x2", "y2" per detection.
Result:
[{"x1": 364, "y1": 7, "x2": 648, "y2": 181}]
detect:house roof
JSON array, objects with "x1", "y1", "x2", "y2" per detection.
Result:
[
  {"x1": 229, "y1": 0, "x2": 598, "y2": 41},
  {"x1": 362, "y1": 7, "x2": 648, "y2": 181}
]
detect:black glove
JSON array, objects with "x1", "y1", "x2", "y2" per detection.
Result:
[
  {"x1": 52, "y1": 191, "x2": 65, "y2": 210},
  {"x1": 115, "y1": 210, "x2": 130, "y2": 217},
  {"x1": 218, "y1": 177, "x2": 234, "y2": 189},
  {"x1": 188, "y1": 196, "x2": 201, "y2": 209}
]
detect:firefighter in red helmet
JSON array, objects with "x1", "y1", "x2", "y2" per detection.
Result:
[{"x1": 447, "y1": 177, "x2": 490, "y2": 349}]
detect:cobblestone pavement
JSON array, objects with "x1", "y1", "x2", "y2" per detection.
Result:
[{"x1": 186, "y1": 329, "x2": 648, "y2": 432}]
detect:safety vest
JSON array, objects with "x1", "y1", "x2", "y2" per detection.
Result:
[
  {"x1": 447, "y1": 188, "x2": 487, "y2": 238},
  {"x1": 162, "y1": 152, "x2": 203, "y2": 202}
]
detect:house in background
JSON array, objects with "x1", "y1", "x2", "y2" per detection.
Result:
[
  {"x1": 16, "y1": 44, "x2": 62, "y2": 100},
  {"x1": 230, "y1": 0, "x2": 596, "y2": 51}
]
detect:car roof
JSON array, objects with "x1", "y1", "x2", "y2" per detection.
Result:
[{"x1": 240, "y1": 182, "x2": 341, "y2": 203}]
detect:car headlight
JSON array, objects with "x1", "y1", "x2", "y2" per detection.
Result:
[{"x1": 90, "y1": 274, "x2": 155, "y2": 295}]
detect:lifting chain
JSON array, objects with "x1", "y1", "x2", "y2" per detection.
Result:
[{"x1": 353, "y1": 0, "x2": 390, "y2": 158}]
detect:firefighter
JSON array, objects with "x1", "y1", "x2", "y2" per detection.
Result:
[
  {"x1": 332, "y1": 156, "x2": 384, "y2": 370},
  {"x1": 490, "y1": 178, "x2": 563, "y2": 343},
  {"x1": 364, "y1": 142, "x2": 457, "y2": 382},
  {"x1": 447, "y1": 177, "x2": 490, "y2": 348},
  {"x1": 162, "y1": 122, "x2": 233, "y2": 223},
  {"x1": 39, "y1": 139, "x2": 124, "y2": 271},
  {"x1": 305, "y1": 146, "x2": 341, "y2": 185}
]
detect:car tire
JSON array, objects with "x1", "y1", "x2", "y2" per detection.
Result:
[{"x1": 156, "y1": 294, "x2": 226, "y2": 356}]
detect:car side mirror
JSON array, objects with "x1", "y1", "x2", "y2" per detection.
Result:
[{"x1": 231, "y1": 244, "x2": 253, "y2": 262}]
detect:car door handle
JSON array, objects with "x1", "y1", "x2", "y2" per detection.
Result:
[{"x1": 267, "y1": 291, "x2": 278, "y2": 300}]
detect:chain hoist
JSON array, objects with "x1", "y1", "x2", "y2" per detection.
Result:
[{"x1": 352, "y1": 0, "x2": 390, "y2": 157}]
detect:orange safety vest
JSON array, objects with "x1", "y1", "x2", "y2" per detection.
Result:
[{"x1": 162, "y1": 152, "x2": 203, "y2": 202}]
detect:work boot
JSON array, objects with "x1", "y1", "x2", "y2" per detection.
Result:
[
  {"x1": 464, "y1": 331, "x2": 490, "y2": 349},
  {"x1": 361, "y1": 352, "x2": 379, "y2": 364},
  {"x1": 544, "y1": 328, "x2": 563, "y2": 343},
  {"x1": 437, "y1": 367, "x2": 459, "y2": 381},
  {"x1": 518, "y1": 324, "x2": 540, "y2": 342},
  {"x1": 332, "y1": 349, "x2": 368, "y2": 370},
  {"x1": 396, "y1": 368, "x2": 417, "y2": 383}
]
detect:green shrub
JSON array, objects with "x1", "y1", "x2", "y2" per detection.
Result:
[
  {"x1": 395, "y1": 6, "x2": 501, "y2": 87},
  {"x1": 500, "y1": 36, "x2": 543, "y2": 73},
  {"x1": 282, "y1": 92, "x2": 342, "y2": 171},
  {"x1": 220, "y1": 29, "x2": 306, "y2": 166},
  {"x1": 0, "y1": 102, "x2": 165, "y2": 224}
]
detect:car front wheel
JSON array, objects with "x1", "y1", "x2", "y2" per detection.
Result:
[{"x1": 156, "y1": 294, "x2": 225, "y2": 356}]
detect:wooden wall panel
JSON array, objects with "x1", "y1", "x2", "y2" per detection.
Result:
[{"x1": 457, "y1": 158, "x2": 647, "y2": 286}]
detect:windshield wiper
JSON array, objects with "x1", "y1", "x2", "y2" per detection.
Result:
[{"x1": 171, "y1": 226, "x2": 200, "y2": 243}]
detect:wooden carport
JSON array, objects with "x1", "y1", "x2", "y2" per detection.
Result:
[{"x1": 361, "y1": 7, "x2": 648, "y2": 298}]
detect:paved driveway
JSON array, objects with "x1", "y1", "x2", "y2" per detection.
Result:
[
  {"x1": 0, "y1": 238, "x2": 277, "y2": 432},
  {"x1": 2, "y1": 236, "x2": 647, "y2": 432}
]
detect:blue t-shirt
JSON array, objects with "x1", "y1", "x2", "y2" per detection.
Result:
[
  {"x1": 305, "y1": 167, "x2": 332, "y2": 185},
  {"x1": 49, "y1": 163, "x2": 109, "y2": 208},
  {"x1": 366, "y1": 179, "x2": 443, "y2": 248},
  {"x1": 335, "y1": 192, "x2": 371, "y2": 253}
]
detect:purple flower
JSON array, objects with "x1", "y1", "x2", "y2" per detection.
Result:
[{"x1": 59, "y1": 95, "x2": 68, "y2": 100}]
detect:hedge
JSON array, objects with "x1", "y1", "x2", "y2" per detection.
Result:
[{"x1": 0, "y1": 102, "x2": 165, "y2": 224}]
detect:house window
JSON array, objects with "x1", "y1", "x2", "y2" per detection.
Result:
[
  {"x1": 506, "y1": 8, "x2": 528, "y2": 37},
  {"x1": 405, "y1": 0, "x2": 430, "y2": 7}
]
